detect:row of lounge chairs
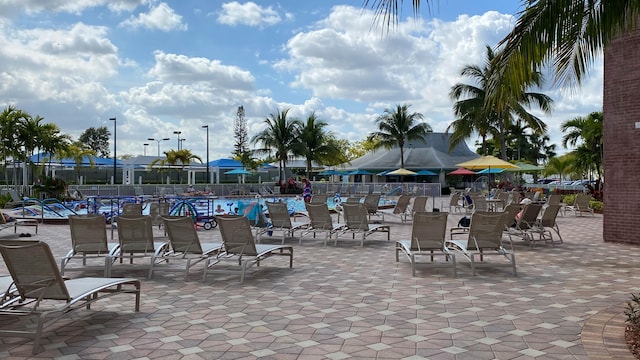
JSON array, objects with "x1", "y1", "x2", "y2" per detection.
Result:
[{"x1": 396, "y1": 199, "x2": 566, "y2": 277}]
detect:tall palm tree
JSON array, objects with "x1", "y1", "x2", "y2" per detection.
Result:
[
  {"x1": 368, "y1": 104, "x2": 431, "y2": 169},
  {"x1": 251, "y1": 109, "x2": 302, "y2": 183},
  {"x1": 544, "y1": 154, "x2": 575, "y2": 184},
  {"x1": 294, "y1": 112, "x2": 344, "y2": 178},
  {"x1": 561, "y1": 111, "x2": 603, "y2": 179},
  {"x1": 57, "y1": 142, "x2": 96, "y2": 184},
  {"x1": 448, "y1": 46, "x2": 500, "y2": 155},
  {"x1": 0, "y1": 106, "x2": 28, "y2": 185}
]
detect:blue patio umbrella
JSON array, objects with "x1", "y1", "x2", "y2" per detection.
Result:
[
  {"x1": 319, "y1": 169, "x2": 343, "y2": 175},
  {"x1": 347, "y1": 169, "x2": 374, "y2": 175},
  {"x1": 225, "y1": 168, "x2": 252, "y2": 175},
  {"x1": 377, "y1": 170, "x2": 391, "y2": 176},
  {"x1": 476, "y1": 168, "x2": 504, "y2": 174},
  {"x1": 416, "y1": 169, "x2": 437, "y2": 176}
]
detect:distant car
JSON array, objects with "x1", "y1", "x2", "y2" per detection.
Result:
[
  {"x1": 538, "y1": 178, "x2": 558, "y2": 184},
  {"x1": 571, "y1": 179, "x2": 596, "y2": 187}
]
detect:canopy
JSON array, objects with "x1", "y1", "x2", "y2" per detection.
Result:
[
  {"x1": 505, "y1": 162, "x2": 544, "y2": 172},
  {"x1": 377, "y1": 170, "x2": 391, "y2": 176},
  {"x1": 476, "y1": 168, "x2": 504, "y2": 174},
  {"x1": 318, "y1": 169, "x2": 345, "y2": 175},
  {"x1": 456, "y1": 155, "x2": 519, "y2": 170},
  {"x1": 387, "y1": 168, "x2": 417, "y2": 176},
  {"x1": 448, "y1": 168, "x2": 476, "y2": 176},
  {"x1": 225, "y1": 169, "x2": 252, "y2": 175},
  {"x1": 347, "y1": 169, "x2": 373, "y2": 175},
  {"x1": 415, "y1": 169, "x2": 437, "y2": 176}
]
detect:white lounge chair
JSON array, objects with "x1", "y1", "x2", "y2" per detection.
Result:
[{"x1": 337, "y1": 203, "x2": 390, "y2": 247}]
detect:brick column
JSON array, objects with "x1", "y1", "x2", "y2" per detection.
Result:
[{"x1": 603, "y1": 26, "x2": 640, "y2": 244}]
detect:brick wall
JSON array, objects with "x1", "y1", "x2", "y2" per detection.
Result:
[{"x1": 603, "y1": 27, "x2": 640, "y2": 244}]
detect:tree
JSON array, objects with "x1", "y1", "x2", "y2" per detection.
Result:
[
  {"x1": 447, "y1": 46, "x2": 500, "y2": 155},
  {"x1": 79, "y1": 127, "x2": 111, "y2": 158},
  {"x1": 347, "y1": 137, "x2": 380, "y2": 160},
  {"x1": 233, "y1": 106, "x2": 249, "y2": 157},
  {"x1": 251, "y1": 109, "x2": 302, "y2": 183},
  {"x1": 150, "y1": 149, "x2": 202, "y2": 184},
  {"x1": 367, "y1": 104, "x2": 431, "y2": 169},
  {"x1": 57, "y1": 142, "x2": 96, "y2": 184},
  {"x1": 561, "y1": 111, "x2": 603, "y2": 179},
  {"x1": 294, "y1": 112, "x2": 344, "y2": 178},
  {"x1": 544, "y1": 154, "x2": 575, "y2": 184},
  {"x1": 0, "y1": 106, "x2": 29, "y2": 185}
]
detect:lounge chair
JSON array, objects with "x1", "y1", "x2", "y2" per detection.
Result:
[
  {"x1": 379, "y1": 195, "x2": 412, "y2": 222},
  {"x1": 471, "y1": 195, "x2": 489, "y2": 212},
  {"x1": 507, "y1": 203, "x2": 543, "y2": 248},
  {"x1": 526, "y1": 204, "x2": 563, "y2": 246},
  {"x1": 156, "y1": 216, "x2": 224, "y2": 280},
  {"x1": 0, "y1": 240, "x2": 140, "y2": 354},
  {"x1": 440, "y1": 192, "x2": 461, "y2": 212},
  {"x1": 265, "y1": 202, "x2": 308, "y2": 244},
  {"x1": 149, "y1": 202, "x2": 170, "y2": 229},
  {"x1": 363, "y1": 194, "x2": 383, "y2": 221},
  {"x1": 209, "y1": 215, "x2": 293, "y2": 283},
  {"x1": 446, "y1": 211, "x2": 516, "y2": 276},
  {"x1": 337, "y1": 203, "x2": 390, "y2": 247},
  {"x1": 411, "y1": 196, "x2": 429, "y2": 214},
  {"x1": 0, "y1": 275, "x2": 18, "y2": 308},
  {"x1": 109, "y1": 215, "x2": 171, "y2": 278},
  {"x1": 310, "y1": 194, "x2": 328, "y2": 204},
  {"x1": 302, "y1": 203, "x2": 346, "y2": 245},
  {"x1": 61, "y1": 215, "x2": 118, "y2": 276},
  {"x1": 121, "y1": 202, "x2": 142, "y2": 215},
  {"x1": 0, "y1": 211, "x2": 38, "y2": 234},
  {"x1": 565, "y1": 193, "x2": 594, "y2": 216},
  {"x1": 395, "y1": 212, "x2": 456, "y2": 277}
]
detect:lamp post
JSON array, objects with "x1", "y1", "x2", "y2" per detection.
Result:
[
  {"x1": 202, "y1": 125, "x2": 209, "y2": 183},
  {"x1": 143, "y1": 143, "x2": 149, "y2": 156},
  {"x1": 109, "y1": 117, "x2": 116, "y2": 184},
  {"x1": 178, "y1": 138, "x2": 186, "y2": 150},
  {"x1": 148, "y1": 137, "x2": 170, "y2": 157},
  {"x1": 173, "y1": 130, "x2": 182, "y2": 150}
]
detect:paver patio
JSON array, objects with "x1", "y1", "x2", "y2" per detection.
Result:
[{"x1": 0, "y1": 199, "x2": 636, "y2": 359}]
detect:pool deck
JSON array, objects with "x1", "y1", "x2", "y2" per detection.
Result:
[{"x1": 0, "y1": 198, "x2": 637, "y2": 359}]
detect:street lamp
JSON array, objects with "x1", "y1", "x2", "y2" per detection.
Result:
[
  {"x1": 109, "y1": 117, "x2": 116, "y2": 184},
  {"x1": 148, "y1": 137, "x2": 170, "y2": 157},
  {"x1": 202, "y1": 125, "x2": 209, "y2": 183},
  {"x1": 173, "y1": 130, "x2": 182, "y2": 150},
  {"x1": 178, "y1": 138, "x2": 186, "y2": 149},
  {"x1": 143, "y1": 143, "x2": 149, "y2": 156}
]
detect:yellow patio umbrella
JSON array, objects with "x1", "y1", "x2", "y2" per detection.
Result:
[
  {"x1": 456, "y1": 156, "x2": 519, "y2": 170},
  {"x1": 387, "y1": 168, "x2": 417, "y2": 176}
]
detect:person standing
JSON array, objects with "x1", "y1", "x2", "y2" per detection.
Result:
[{"x1": 302, "y1": 178, "x2": 312, "y2": 203}]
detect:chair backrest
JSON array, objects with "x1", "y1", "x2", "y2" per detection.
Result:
[
  {"x1": 575, "y1": 193, "x2": 591, "y2": 209},
  {"x1": 149, "y1": 202, "x2": 170, "y2": 225},
  {"x1": 547, "y1": 194, "x2": 562, "y2": 206},
  {"x1": 305, "y1": 203, "x2": 334, "y2": 230},
  {"x1": 411, "y1": 212, "x2": 448, "y2": 251},
  {"x1": 310, "y1": 194, "x2": 328, "y2": 204},
  {"x1": 7, "y1": 189, "x2": 22, "y2": 202},
  {"x1": 0, "y1": 240, "x2": 71, "y2": 301},
  {"x1": 217, "y1": 215, "x2": 258, "y2": 256},
  {"x1": 363, "y1": 194, "x2": 381, "y2": 214},
  {"x1": 69, "y1": 215, "x2": 110, "y2": 254},
  {"x1": 412, "y1": 196, "x2": 428, "y2": 213},
  {"x1": 472, "y1": 195, "x2": 487, "y2": 212},
  {"x1": 117, "y1": 215, "x2": 155, "y2": 254},
  {"x1": 345, "y1": 197, "x2": 361, "y2": 204},
  {"x1": 161, "y1": 216, "x2": 204, "y2": 254},
  {"x1": 266, "y1": 202, "x2": 293, "y2": 229},
  {"x1": 502, "y1": 204, "x2": 521, "y2": 229},
  {"x1": 540, "y1": 204, "x2": 561, "y2": 227},
  {"x1": 516, "y1": 203, "x2": 543, "y2": 230},
  {"x1": 342, "y1": 203, "x2": 369, "y2": 231},
  {"x1": 467, "y1": 211, "x2": 506, "y2": 250},
  {"x1": 449, "y1": 192, "x2": 461, "y2": 207},
  {"x1": 393, "y1": 195, "x2": 412, "y2": 214},
  {"x1": 121, "y1": 203, "x2": 142, "y2": 215}
]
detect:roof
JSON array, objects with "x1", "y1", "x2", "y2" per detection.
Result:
[
  {"x1": 29, "y1": 152, "x2": 122, "y2": 166},
  {"x1": 342, "y1": 132, "x2": 479, "y2": 171}
]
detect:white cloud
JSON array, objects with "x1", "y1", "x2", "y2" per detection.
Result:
[
  {"x1": 217, "y1": 2, "x2": 282, "y2": 27},
  {"x1": 0, "y1": 0, "x2": 145, "y2": 17},
  {"x1": 120, "y1": 2, "x2": 187, "y2": 32}
]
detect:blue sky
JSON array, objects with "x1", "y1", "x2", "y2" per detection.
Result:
[{"x1": 0, "y1": 1, "x2": 602, "y2": 161}]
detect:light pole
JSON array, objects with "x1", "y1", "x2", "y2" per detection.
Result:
[
  {"x1": 143, "y1": 143, "x2": 149, "y2": 156},
  {"x1": 202, "y1": 125, "x2": 209, "y2": 183},
  {"x1": 109, "y1": 117, "x2": 117, "y2": 184},
  {"x1": 173, "y1": 130, "x2": 182, "y2": 150},
  {"x1": 178, "y1": 138, "x2": 186, "y2": 150},
  {"x1": 148, "y1": 137, "x2": 170, "y2": 157}
]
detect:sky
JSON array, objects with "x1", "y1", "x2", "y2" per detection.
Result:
[{"x1": 0, "y1": 0, "x2": 603, "y2": 163}]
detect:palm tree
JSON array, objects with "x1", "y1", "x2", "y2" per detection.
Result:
[
  {"x1": 544, "y1": 154, "x2": 575, "y2": 185},
  {"x1": 0, "y1": 106, "x2": 28, "y2": 185},
  {"x1": 367, "y1": 104, "x2": 431, "y2": 169},
  {"x1": 57, "y1": 142, "x2": 96, "y2": 184},
  {"x1": 151, "y1": 149, "x2": 202, "y2": 184},
  {"x1": 561, "y1": 111, "x2": 603, "y2": 179},
  {"x1": 447, "y1": 46, "x2": 500, "y2": 155},
  {"x1": 294, "y1": 112, "x2": 344, "y2": 178},
  {"x1": 252, "y1": 109, "x2": 302, "y2": 183}
]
